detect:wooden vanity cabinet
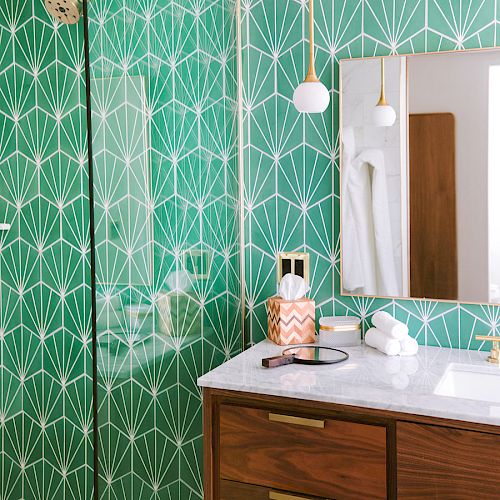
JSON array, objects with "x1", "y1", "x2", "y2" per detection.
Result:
[
  {"x1": 204, "y1": 389, "x2": 395, "y2": 499},
  {"x1": 220, "y1": 404, "x2": 387, "y2": 499},
  {"x1": 204, "y1": 388, "x2": 500, "y2": 500}
]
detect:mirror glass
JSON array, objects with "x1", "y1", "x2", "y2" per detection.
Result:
[
  {"x1": 340, "y1": 49, "x2": 500, "y2": 304},
  {"x1": 282, "y1": 346, "x2": 349, "y2": 363}
]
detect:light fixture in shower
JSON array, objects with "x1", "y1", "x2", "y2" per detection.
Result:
[
  {"x1": 45, "y1": 0, "x2": 82, "y2": 24},
  {"x1": 373, "y1": 58, "x2": 397, "y2": 127}
]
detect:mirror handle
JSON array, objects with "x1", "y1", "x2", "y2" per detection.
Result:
[{"x1": 262, "y1": 354, "x2": 295, "y2": 368}]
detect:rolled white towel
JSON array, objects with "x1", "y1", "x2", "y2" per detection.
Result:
[
  {"x1": 400, "y1": 336, "x2": 419, "y2": 356},
  {"x1": 365, "y1": 328, "x2": 401, "y2": 356},
  {"x1": 372, "y1": 311, "x2": 408, "y2": 339}
]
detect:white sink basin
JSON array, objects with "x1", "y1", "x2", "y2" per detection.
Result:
[{"x1": 434, "y1": 363, "x2": 500, "y2": 404}]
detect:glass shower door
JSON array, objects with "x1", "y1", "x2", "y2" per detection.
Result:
[
  {"x1": 87, "y1": 1, "x2": 241, "y2": 498},
  {"x1": 0, "y1": 1, "x2": 93, "y2": 498}
]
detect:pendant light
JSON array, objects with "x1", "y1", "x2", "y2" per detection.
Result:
[
  {"x1": 372, "y1": 58, "x2": 396, "y2": 127},
  {"x1": 293, "y1": 0, "x2": 330, "y2": 113}
]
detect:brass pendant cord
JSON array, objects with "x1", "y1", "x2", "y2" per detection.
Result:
[
  {"x1": 377, "y1": 58, "x2": 387, "y2": 106},
  {"x1": 304, "y1": 0, "x2": 319, "y2": 83}
]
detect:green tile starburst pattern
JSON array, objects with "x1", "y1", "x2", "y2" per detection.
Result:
[
  {"x1": 242, "y1": 0, "x2": 338, "y2": 344},
  {"x1": 242, "y1": 0, "x2": 500, "y2": 350},
  {"x1": 2, "y1": 0, "x2": 499, "y2": 498},
  {"x1": 0, "y1": 1, "x2": 93, "y2": 499},
  {"x1": 87, "y1": 1, "x2": 240, "y2": 498}
]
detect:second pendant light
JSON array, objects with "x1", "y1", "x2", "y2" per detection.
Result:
[{"x1": 372, "y1": 58, "x2": 397, "y2": 127}]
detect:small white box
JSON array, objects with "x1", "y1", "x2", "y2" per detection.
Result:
[{"x1": 319, "y1": 316, "x2": 361, "y2": 347}]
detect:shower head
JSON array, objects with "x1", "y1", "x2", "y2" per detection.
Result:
[{"x1": 45, "y1": 0, "x2": 82, "y2": 24}]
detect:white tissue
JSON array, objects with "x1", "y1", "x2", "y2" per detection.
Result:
[
  {"x1": 372, "y1": 311, "x2": 408, "y2": 339},
  {"x1": 279, "y1": 274, "x2": 310, "y2": 301},
  {"x1": 365, "y1": 327, "x2": 401, "y2": 356}
]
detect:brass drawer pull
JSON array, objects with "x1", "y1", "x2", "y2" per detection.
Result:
[
  {"x1": 268, "y1": 413, "x2": 325, "y2": 429},
  {"x1": 269, "y1": 492, "x2": 314, "y2": 500}
]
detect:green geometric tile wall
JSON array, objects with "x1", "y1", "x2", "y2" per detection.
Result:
[
  {"x1": 242, "y1": 0, "x2": 500, "y2": 349},
  {"x1": 0, "y1": 0, "x2": 240, "y2": 499},
  {"x1": 1, "y1": 0, "x2": 498, "y2": 498},
  {"x1": 0, "y1": 1, "x2": 93, "y2": 499},
  {"x1": 87, "y1": 1, "x2": 240, "y2": 499}
]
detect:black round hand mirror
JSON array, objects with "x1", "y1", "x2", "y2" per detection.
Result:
[{"x1": 262, "y1": 345, "x2": 349, "y2": 368}]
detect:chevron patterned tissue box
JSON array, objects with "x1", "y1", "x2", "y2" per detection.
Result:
[{"x1": 267, "y1": 296, "x2": 316, "y2": 346}]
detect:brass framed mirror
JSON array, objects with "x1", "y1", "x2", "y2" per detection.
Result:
[{"x1": 340, "y1": 48, "x2": 500, "y2": 305}]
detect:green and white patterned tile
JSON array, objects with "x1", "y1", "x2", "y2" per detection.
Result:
[
  {"x1": 363, "y1": 0, "x2": 426, "y2": 54},
  {"x1": 88, "y1": 0, "x2": 240, "y2": 497},
  {"x1": 3, "y1": 0, "x2": 500, "y2": 498},
  {"x1": 242, "y1": 0, "x2": 500, "y2": 353},
  {"x1": 0, "y1": 1, "x2": 92, "y2": 498},
  {"x1": 427, "y1": 0, "x2": 496, "y2": 49}
]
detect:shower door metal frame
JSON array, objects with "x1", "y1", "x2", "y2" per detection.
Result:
[{"x1": 82, "y1": 1, "x2": 99, "y2": 498}]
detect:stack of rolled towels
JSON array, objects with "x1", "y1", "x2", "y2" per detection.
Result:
[{"x1": 365, "y1": 311, "x2": 418, "y2": 356}]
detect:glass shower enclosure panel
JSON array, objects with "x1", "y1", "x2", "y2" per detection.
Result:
[
  {"x1": 0, "y1": 2, "x2": 93, "y2": 498},
  {"x1": 87, "y1": 1, "x2": 241, "y2": 498}
]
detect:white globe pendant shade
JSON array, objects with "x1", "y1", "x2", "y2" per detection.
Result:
[
  {"x1": 372, "y1": 104, "x2": 396, "y2": 127},
  {"x1": 293, "y1": 0, "x2": 329, "y2": 114},
  {"x1": 293, "y1": 81, "x2": 330, "y2": 113},
  {"x1": 373, "y1": 58, "x2": 396, "y2": 127}
]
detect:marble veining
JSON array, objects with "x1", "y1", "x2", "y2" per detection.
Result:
[{"x1": 198, "y1": 340, "x2": 500, "y2": 426}]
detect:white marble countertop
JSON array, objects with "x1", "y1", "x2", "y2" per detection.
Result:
[{"x1": 198, "y1": 340, "x2": 500, "y2": 427}]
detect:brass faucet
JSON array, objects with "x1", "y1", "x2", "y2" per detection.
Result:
[{"x1": 476, "y1": 335, "x2": 500, "y2": 364}]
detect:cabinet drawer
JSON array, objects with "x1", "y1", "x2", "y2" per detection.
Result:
[
  {"x1": 221, "y1": 480, "x2": 329, "y2": 500},
  {"x1": 219, "y1": 404, "x2": 387, "y2": 499},
  {"x1": 398, "y1": 422, "x2": 500, "y2": 499}
]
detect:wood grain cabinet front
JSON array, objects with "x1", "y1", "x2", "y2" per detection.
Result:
[
  {"x1": 397, "y1": 422, "x2": 500, "y2": 499},
  {"x1": 219, "y1": 404, "x2": 387, "y2": 500},
  {"x1": 204, "y1": 388, "x2": 500, "y2": 500}
]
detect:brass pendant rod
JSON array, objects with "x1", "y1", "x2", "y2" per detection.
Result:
[
  {"x1": 304, "y1": 0, "x2": 319, "y2": 83},
  {"x1": 377, "y1": 57, "x2": 387, "y2": 106}
]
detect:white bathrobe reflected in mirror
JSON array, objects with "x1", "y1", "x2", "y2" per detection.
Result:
[{"x1": 342, "y1": 126, "x2": 400, "y2": 297}]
